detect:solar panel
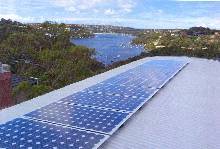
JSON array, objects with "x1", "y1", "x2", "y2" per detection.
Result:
[
  {"x1": 25, "y1": 103, "x2": 129, "y2": 134},
  {"x1": 0, "y1": 118, "x2": 107, "y2": 149},
  {"x1": 83, "y1": 83, "x2": 156, "y2": 98},
  {"x1": 57, "y1": 87, "x2": 157, "y2": 112},
  {"x1": 97, "y1": 60, "x2": 187, "y2": 89},
  {"x1": 0, "y1": 59, "x2": 188, "y2": 149}
]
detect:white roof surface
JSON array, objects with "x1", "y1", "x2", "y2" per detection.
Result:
[
  {"x1": 101, "y1": 57, "x2": 220, "y2": 149},
  {"x1": 1, "y1": 56, "x2": 220, "y2": 149}
]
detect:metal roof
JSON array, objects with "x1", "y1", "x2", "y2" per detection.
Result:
[
  {"x1": 1, "y1": 56, "x2": 220, "y2": 149},
  {"x1": 100, "y1": 57, "x2": 220, "y2": 149}
]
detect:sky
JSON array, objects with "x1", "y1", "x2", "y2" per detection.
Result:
[{"x1": 0, "y1": 0, "x2": 220, "y2": 29}]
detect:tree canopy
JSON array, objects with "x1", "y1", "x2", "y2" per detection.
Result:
[{"x1": 0, "y1": 19, "x2": 104, "y2": 103}]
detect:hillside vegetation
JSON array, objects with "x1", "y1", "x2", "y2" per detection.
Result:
[
  {"x1": 132, "y1": 27, "x2": 220, "y2": 59},
  {"x1": 0, "y1": 19, "x2": 104, "y2": 103}
]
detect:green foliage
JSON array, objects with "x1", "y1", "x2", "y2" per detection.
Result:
[
  {"x1": 0, "y1": 19, "x2": 104, "y2": 102},
  {"x1": 12, "y1": 81, "x2": 31, "y2": 104},
  {"x1": 12, "y1": 81, "x2": 51, "y2": 103},
  {"x1": 186, "y1": 27, "x2": 214, "y2": 36},
  {"x1": 29, "y1": 85, "x2": 51, "y2": 99},
  {"x1": 132, "y1": 30, "x2": 220, "y2": 59}
]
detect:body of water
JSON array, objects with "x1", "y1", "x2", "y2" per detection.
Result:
[{"x1": 71, "y1": 33, "x2": 144, "y2": 65}]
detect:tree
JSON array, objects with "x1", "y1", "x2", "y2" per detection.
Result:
[
  {"x1": 0, "y1": 19, "x2": 104, "y2": 102},
  {"x1": 12, "y1": 81, "x2": 51, "y2": 104}
]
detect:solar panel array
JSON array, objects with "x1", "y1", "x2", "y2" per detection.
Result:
[
  {"x1": 0, "y1": 118, "x2": 106, "y2": 149},
  {"x1": 26, "y1": 103, "x2": 128, "y2": 134},
  {"x1": 0, "y1": 59, "x2": 188, "y2": 149}
]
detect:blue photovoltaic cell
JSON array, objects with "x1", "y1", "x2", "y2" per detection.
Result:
[
  {"x1": 53, "y1": 60, "x2": 187, "y2": 113},
  {"x1": 0, "y1": 118, "x2": 106, "y2": 149},
  {"x1": 83, "y1": 83, "x2": 156, "y2": 98},
  {"x1": 25, "y1": 103, "x2": 129, "y2": 134},
  {"x1": 91, "y1": 60, "x2": 186, "y2": 89},
  {"x1": 0, "y1": 59, "x2": 188, "y2": 149},
  {"x1": 57, "y1": 87, "x2": 156, "y2": 112}
]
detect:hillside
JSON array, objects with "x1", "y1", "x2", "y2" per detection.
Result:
[
  {"x1": 132, "y1": 27, "x2": 220, "y2": 59},
  {"x1": 0, "y1": 19, "x2": 105, "y2": 103}
]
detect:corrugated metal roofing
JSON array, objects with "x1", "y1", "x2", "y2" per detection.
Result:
[
  {"x1": 100, "y1": 57, "x2": 220, "y2": 149},
  {"x1": 1, "y1": 56, "x2": 220, "y2": 149}
]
